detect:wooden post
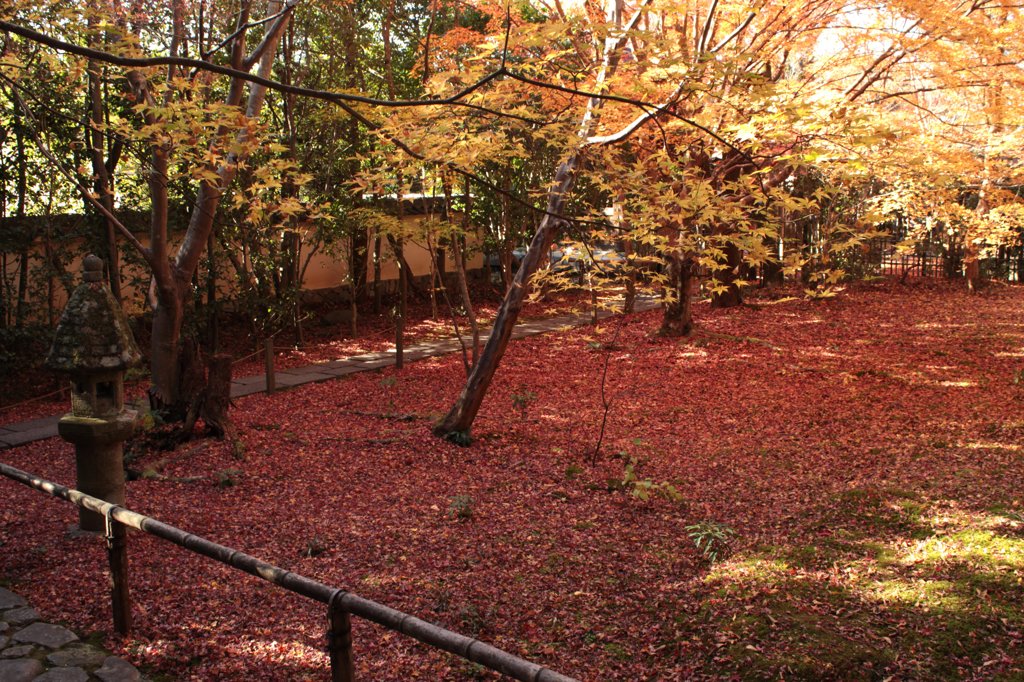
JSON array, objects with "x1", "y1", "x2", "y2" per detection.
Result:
[
  {"x1": 328, "y1": 593, "x2": 355, "y2": 682},
  {"x1": 105, "y1": 513, "x2": 131, "y2": 634},
  {"x1": 264, "y1": 339, "x2": 275, "y2": 394}
]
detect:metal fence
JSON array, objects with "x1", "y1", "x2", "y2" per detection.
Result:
[
  {"x1": 867, "y1": 240, "x2": 951, "y2": 279},
  {"x1": 0, "y1": 460, "x2": 576, "y2": 682},
  {"x1": 862, "y1": 238, "x2": 1024, "y2": 282}
]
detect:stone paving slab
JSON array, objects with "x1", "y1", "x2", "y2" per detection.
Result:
[
  {"x1": 322, "y1": 359, "x2": 363, "y2": 369},
  {"x1": 273, "y1": 368, "x2": 311, "y2": 377},
  {"x1": 0, "y1": 589, "x2": 27, "y2": 610},
  {"x1": 422, "y1": 340, "x2": 463, "y2": 352},
  {"x1": 0, "y1": 427, "x2": 59, "y2": 448},
  {"x1": 95, "y1": 656, "x2": 142, "y2": 682},
  {"x1": 0, "y1": 658, "x2": 43, "y2": 681},
  {"x1": 0, "y1": 587, "x2": 145, "y2": 681},
  {"x1": 36, "y1": 667, "x2": 88, "y2": 681},
  {"x1": 344, "y1": 358, "x2": 393, "y2": 370},
  {"x1": 229, "y1": 383, "x2": 265, "y2": 398},
  {"x1": 4, "y1": 416, "x2": 61, "y2": 433},
  {"x1": 348, "y1": 352, "x2": 392, "y2": 362},
  {"x1": 231, "y1": 375, "x2": 266, "y2": 387},
  {"x1": 274, "y1": 371, "x2": 338, "y2": 387},
  {"x1": 1, "y1": 644, "x2": 35, "y2": 658},
  {"x1": 3, "y1": 607, "x2": 40, "y2": 626},
  {"x1": 315, "y1": 365, "x2": 365, "y2": 377},
  {"x1": 396, "y1": 348, "x2": 432, "y2": 361},
  {"x1": 12, "y1": 623, "x2": 78, "y2": 649},
  {"x1": 47, "y1": 645, "x2": 107, "y2": 669}
]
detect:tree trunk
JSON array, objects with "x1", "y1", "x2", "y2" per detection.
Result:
[
  {"x1": 801, "y1": 220, "x2": 814, "y2": 285},
  {"x1": 14, "y1": 110, "x2": 28, "y2": 328},
  {"x1": 372, "y1": 234, "x2": 383, "y2": 313},
  {"x1": 659, "y1": 252, "x2": 695, "y2": 336},
  {"x1": 711, "y1": 241, "x2": 744, "y2": 308},
  {"x1": 426, "y1": 230, "x2": 439, "y2": 319},
  {"x1": 149, "y1": 283, "x2": 185, "y2": 411},
  {"x1": 141, "y1": 1, "x2": 292, "y2": 407},
  {"x1": 761, "y1": 234, "x2": 783, "y2": 286},
  {"x1": 205, "y1": 232, "x2": 219, "y2": 352},
  {"x1": 499, "y1": 175, "x2": 514, "y2": 289},
  {"x1": 433, "y1": 157, "x2": 578, "y2": 438},
  {"x1": 394, "y1": 182, "x2": 406, "y2": 370},
  {"x1": 452, "y1": 235, "x2": 480, "y2": 367},
  {"x1": 16, "y1": 250, "x2": 28, "y2": 327},
  {"x1": 87, "y1": 14, "x2": 122, "y2": 302},
  {"x1": 622, "y1": 237, "x2": 637, "y2": 313},
  {"x1": 968, "y1": 178, "x2": 988, "y2": 292},
  {"x1": 966, "y1": 255, "x2": 982, "y2": 292},
  {"x1": 201, "y1": 353, "x2": 235, "y2": 440},
  {"x1": 433, "y1": 0, "x2": 651, "y2": 439},
  {"x1": 349, "y1": 268, "x2": 358, "y2": 337}
]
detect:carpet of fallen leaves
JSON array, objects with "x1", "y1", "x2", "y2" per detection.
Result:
[{"x1": 2, "y1": 279, "x2": 1023, "y2": 681}]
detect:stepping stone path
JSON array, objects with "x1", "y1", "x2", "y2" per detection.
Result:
[{"x1": 0, "y1": 587, "x2": 143, "y2": 682}]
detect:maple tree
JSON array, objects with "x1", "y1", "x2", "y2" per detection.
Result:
[
  {"x1": 1, "y1": 0, "x2": 298, "y2": 412},
  {"x1": 3, "y1": 0, "x2": 1024, "y2": 429}
]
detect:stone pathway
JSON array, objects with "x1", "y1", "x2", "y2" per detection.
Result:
[
  {"x1": 0, "y1": 587, "x2": 143, "y2": 682},
  {"x1": 0, "y1": 298, "x2": 659, "y2": 449}
]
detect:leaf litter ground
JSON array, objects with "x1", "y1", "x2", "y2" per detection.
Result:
[{"x1": 1, "y1": 280, "x2": 1023, "y2": 680}]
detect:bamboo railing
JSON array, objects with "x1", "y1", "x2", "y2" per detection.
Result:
[{"x1": 0, "y1": 461, "x2": 577, "y2": 682}]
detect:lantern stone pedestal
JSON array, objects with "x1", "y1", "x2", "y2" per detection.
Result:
[{"x1": 57, "y1": 413, "x2": 137, "y2": 532}]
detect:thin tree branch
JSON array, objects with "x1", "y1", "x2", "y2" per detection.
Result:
[{"x1": 6, "y1": 86, "x2": 149, "y2": 260}]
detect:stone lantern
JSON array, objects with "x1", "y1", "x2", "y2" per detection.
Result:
[{"x1": 46, "y1": 254, "x2": 141, "y2": 533}]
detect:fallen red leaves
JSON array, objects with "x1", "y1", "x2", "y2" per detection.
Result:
[{"x1": 2, "y1": 280, "x2": 1023, "y2": 680}]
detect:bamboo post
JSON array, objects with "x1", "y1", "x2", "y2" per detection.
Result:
[
  {"x1": 328, "y1": 592, "x2": 355, "y2": 682},
  {"x1": 264, "y1": 338, "x2": 275, "y2": 394},
  {"x1": 105, "y1": 511, "x2": 131, "y2": 634}
]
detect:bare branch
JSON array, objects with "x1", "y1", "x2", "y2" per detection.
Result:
[
  {"x1": 710, "y1": 12, "x2": 756, "y2": 54},
  {"x1": 5, "y1": 86, "x2": 149, "y2": 261}
]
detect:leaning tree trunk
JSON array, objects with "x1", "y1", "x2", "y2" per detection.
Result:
[
  {"x1": 433, "y1": 158, "x2": 578, "y2": 438},
  {"x1": 433, "y1": 0, "x2": 656, "y2": 440}
]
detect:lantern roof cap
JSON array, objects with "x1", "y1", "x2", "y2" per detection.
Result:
[{"x1": 45, "y1": 255, "x2": 142, "y2": 374}]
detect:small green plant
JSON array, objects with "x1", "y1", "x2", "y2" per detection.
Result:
[
  {"x1": 301, "y1": 536, "x2": 327, "y2": 558},
  {"x1": 215, "y1": 468, "x2": 242, "y2": 488},
  {"x1": 995, "y1": 507, "x2": 1024, "y2": 524},
  {"x1": 380, "y1": 376, "x2": 398, "y2": 414},
  {"x1": 456, "y1": 602, "x2": 495, "y2": 637},
  {"x1": 685, "y1": 520, "x2": 737, "y2": 564},
  {"x1": 448, "y1": 494, "x2": 474, "y2": 520},
  {"x1": 442, "y1": 429, "x2": 472, "y2": 446},
  {"x1": 618, "y1": 455, "x2": 684, "y2": 503},
  {"x1": 564, "y1": 464, "x2": 584, "y2": 480},
  {"x1": 511, "y1": 389, "x2": 537, "y2": 420}
]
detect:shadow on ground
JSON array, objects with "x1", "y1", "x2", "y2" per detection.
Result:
[{"x1": 679, "y1": 486, "x2": 1024, "y2": 680}]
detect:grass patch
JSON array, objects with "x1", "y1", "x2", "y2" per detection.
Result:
[{"x1": 686, "y1": 495, "x2": 1024, "y2": 680}]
